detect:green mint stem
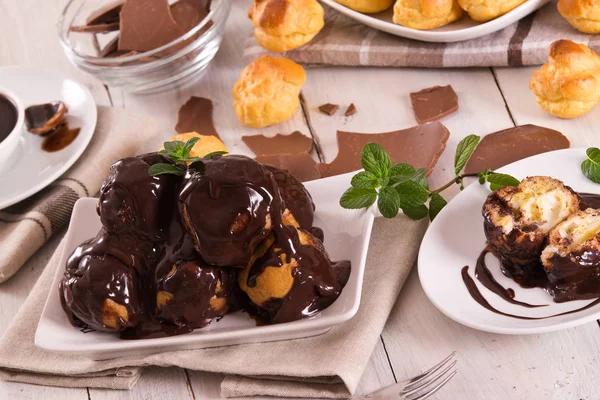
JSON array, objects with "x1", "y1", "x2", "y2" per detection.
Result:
[{"x1": 431, "y1": 173, "x2": 480, "y2": 194}]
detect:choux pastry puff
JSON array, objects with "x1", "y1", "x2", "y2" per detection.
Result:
[
  {"x1": 530, "y1": 40, "x2": 600, "y2": 119},
  {"x1": 457, "y1": 0, "x2": 526, "y2": 22},
  {"x1": 558, "y1": 0, "x2": 600, "y2": 34},
  {"x1": 393, "y1": 0, "x2": 463, "y2": 30},
  {"x1": 233, "y1": 55, "x2": 307, "y2": 128},
  {"x1": 334, "y1": 0, "x2": 394, "y2": 14},
  {"x1": 249, "y1": 0, "x2": 325, "y2": 52}
]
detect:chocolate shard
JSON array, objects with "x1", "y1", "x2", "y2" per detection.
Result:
[
  {"x1": 175, "y1": 97, "x2": 219, "y2": 138},
  {"x1": 316, "y1": 122, "x2": 450, "y2": 178},
  {"x1": 344, "y1": 103, "x2": 357, "y2": 117},
  {"x1": 464, "y1": 124, "x2": 570, "y2": 174},
  {"x1": 170, "y1": 0, "x2": 209, "y2": 33},
  {"x1": 255, "y1": 152, "x2": 321, "y2": 182},
  {"x1": 410, "y1": 85, "x2": 458, "y2": 124},
  {"x1": 69, "y1": 23, "x2": 120, "y2": 33},
  {"x1": 86, "y1": 0, "x2": 124, "y2": 25},
  {"x1": 318, "y1": 103, "x2": 339, "y2": 116},
  {"x1": 25, "y1": 101, "x2": 68, "y2": 135},
  {"x1": 118, "y1": 0, "x2": 185, "y2": 52},
  {"x1": 242, "y1": 131, "x2": 313, "y2": 156}
]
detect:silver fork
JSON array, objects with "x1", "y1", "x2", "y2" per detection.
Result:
[{"x1": 361, "y1": 352, "x2": 458, "y2": 399}]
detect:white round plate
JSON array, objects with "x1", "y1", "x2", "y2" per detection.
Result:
[
  {"x1": 419, "y1": 148, "x2": 600, "y2": 334},
  {"x1": 0, "y1": 67, "x2": 97, "y2": 209},
  {"x1": 321, "y1": 0, "x2": 551, "y2": 43}
]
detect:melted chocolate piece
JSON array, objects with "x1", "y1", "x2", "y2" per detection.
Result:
[
  {"x1": 25, "y1": 101, "x2": 67, "y2": 135},
  {"x1": 344, "y1": 103, "x2": 357, "y2": 117},
  {"x1": 242, "y1": 131, "x2": 313, "y2": 156},
  {"x1": 98, "y1": 153, "x2": 178, "y2": 240},
  {"x1": 410, "y1": 85, "x2": 458, "y2": 124},
  {"x1": 118, "y1": 0, "x2": 185, "y2": 52},
  {"x1": 175, "y1": 97, "x2": 219, "y2": 138},
  {"x1": 464, "y1": 125, "x2": 570, "y2": 174},
  {"x1": 42, "y1": 123, "x2": 80, "y2": 152},
  {"x1": 462, "y1": 266, "x2": 600, "y2": 320},
  {"x1": 179, "y1": 155, "x2": 278, "y2": 267},
  {"x1": 256, "y1": 152, "x2": 320, "y2": 183},
  {"x1": 318, "y1": 103, "x2": 339, "y2": 116},
  {"x1": 316, "y1": 123, "x2": 450, "y2": 178},
  {"x1": 265, "y1": 165, "x2": 315, "y2": 229},
  {"x1": 309, "y1": 226, "x2": 324, "y2": 242},
  {"x1": 0, "y1": 94, "x2": 18, "y2": 144}
]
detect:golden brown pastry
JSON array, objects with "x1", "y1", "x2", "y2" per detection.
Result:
[
  {"x1": 530, "y1": 40, "x2": 600, "y2": 119},
  {"x1": 393, "y1": 0, "x2": 463, "y2": 30},
  {"x1": 334, "y1": 0, "x2": 394, "y2": 13},
  {"x1": 457, "y1": 0, "x2": 526, "y2": 22},
  {"x1": 558, "y1": 0, "x2": 600, "y2": 34},
  {"x1": 232, "y1": 55, "x2": 306, "y2": 128},
  {"x1": 249, "y1": 0, "x2": 325, "y2": 53}
]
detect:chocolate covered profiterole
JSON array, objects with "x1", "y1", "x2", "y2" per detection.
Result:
[{"x1": 60, "y1": 149, "x2": 350, "y2": 338}]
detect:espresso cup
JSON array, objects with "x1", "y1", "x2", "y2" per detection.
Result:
[{"x1": 0, "y1": 87, "x2": 24, "y2": 172}]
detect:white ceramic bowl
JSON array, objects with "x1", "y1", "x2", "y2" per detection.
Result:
[{"x1": 0, "y1": 87, "x2": 24, "y2": 172}]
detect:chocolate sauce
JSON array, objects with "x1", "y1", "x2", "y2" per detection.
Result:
[
  {"x1": 265, "y1": 165, "x2": 314, "y2": 229},
  {"x1": 580, "y1": 193, "x2": 600, "y2": 210},
  {"x1": 41, "y1": 123, "x2": 80, "y2": 152},
  {"x1": 0, "y1": 94, "x2": 18, "y2": 144},
  {"x1": 61, "y1": 153, "x2": 349, "y2": 339},
  {"x1": 462, "y1": 266, "x2": 600, "y2": 320}
]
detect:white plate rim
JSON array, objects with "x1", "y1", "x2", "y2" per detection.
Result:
[
  {"x1": 0, "y1": 66, "x2": 97, "y2": 209},
  {"x1": 320, "y1": 0, "x2": 552, "y2": 43},
  {"x1": 418, "y1": 148, "x2": 600, "y2": 335}
]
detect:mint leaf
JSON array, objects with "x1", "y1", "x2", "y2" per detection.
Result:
[
  {"x1": 411, "y1": 168, "x2": 429, "y2": 190},
  {"x1": 454, "y1": 135, "x2": 480, "y2": 175},
  {"x1": 163, "y1": 140, "x2": 183, "y2": 153},
  {"x1": 402, "y1": 204, "x2": 429, "y2": 220},
  {"x1": 183, "y1": 137, "x2": 200, "y2": 153},
  {"x1": 487, "y1": 173, "x2": 520, "y2": 191},
  {"x1": 204, "y1": 151, "x2": 228, "y2": 159},
  {"x1": 340, "y1": 187, "x2": 377, "y2": 209},
  {"x1": 361, "y1": 143, "x2": 391, "y2": 178},
  {"x1": 582, "y1": 147, "x2": 600, "y2": 184},
  {"x1": 395, "y1": 181, "x2": 429, "y2": 209},
  {"x1": 389, "y1": 163, "x2": 415, "y2": 185},
  {"x1": 377, "y1": 187, "x2": 401, "y2": 218},
  {"x1": 148, "y1": 163, "x2": 184, "y2": 176},
  {"x1": 429, "y1": 192, "x2": 447, "y2": 221},
  {"x1": 351, "y1": 171, "x2": 379, "y2": 189}
]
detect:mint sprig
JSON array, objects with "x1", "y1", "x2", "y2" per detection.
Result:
[
  {"x1": 148, "y1": 137, "x2": 229, "y2": 177},
  {"x1": 340, "y1": 137, "x2": 520, "y2": 221},
  {"x1": 582, "y1": 147, "x2": 600, "y2": 184}
]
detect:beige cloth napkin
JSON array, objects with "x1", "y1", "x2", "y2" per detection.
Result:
[
  {"x1": 244, "y1": 1, "x2": 600, "y2": 68},
  {"x1": 0, "y1": 107, "x2": 156, "y2": 283},
  {"x1": 0, "y1": 215, "x2": 428, "y2": 398}
]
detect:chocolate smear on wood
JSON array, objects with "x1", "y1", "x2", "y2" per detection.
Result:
[
  {"x1": 256, "y1": 152, "x2": 321, "y2": 182},
  {"x1": 344, "y1": 103, "x2": 357, "y2": 117},
  {"x1": 318, "y1": 103, "x2": 339, "y2": 116},
  {"x1": 242, "y1": 131, "x2": 313, "y2": 156},
  {"x1": 118, "y1": 0, "x2": 185, "y2": 52},
  {"x1": 316, "y1": 122, "x2": 450, "y2": 178},
  {"x1": 464, "y1": 124, "x2": 570, "y2": 174},
  {"x1": 175, "y1": 97, "x2": 219, "y2": 138}
]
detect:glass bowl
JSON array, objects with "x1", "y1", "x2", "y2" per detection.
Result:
[{"x1": 58, "y1": 0, "x2": 231, "y2": 93}]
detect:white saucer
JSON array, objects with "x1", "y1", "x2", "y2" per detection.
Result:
[
  {"x1": 321, "y1": 0, "x2": 551, "y2": 43},
  {"x1": 0, "y1": 66, "x2": 97, "y2": 209},
  {"x1": 419, "y1": 148, "x2": 600, "y2": 335}
]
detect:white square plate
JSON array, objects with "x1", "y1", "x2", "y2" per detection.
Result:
[{"x1": 35, "y1": 172, "x2": 374, "y2": 360}]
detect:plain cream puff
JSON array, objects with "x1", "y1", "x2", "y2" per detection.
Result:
[
  {"x1": 393, "y1": 0, "x2": 463, "y2": 30},
  {"x1": 232, "y1": 55, "x2": 307, "y2": 128},
  {"x1": 248, "y1": 0, "x2": 325, "y2": 52},
  {"x1": 530, "y1": 40, "x2": 600, "y2": 119},
  {"x1": 457, "y1": 0, "x2": 526, "y2": 22},
  {"x1": 334, "y1": 0, "x2": 394, "y2": 14},
  {"x1": 558, "y1": 0, "x2": 600, "y2": 34}
]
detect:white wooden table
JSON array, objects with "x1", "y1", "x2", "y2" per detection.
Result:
[{"x1": 2, "y1": 1, "x2": 600, "y2": 399}]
